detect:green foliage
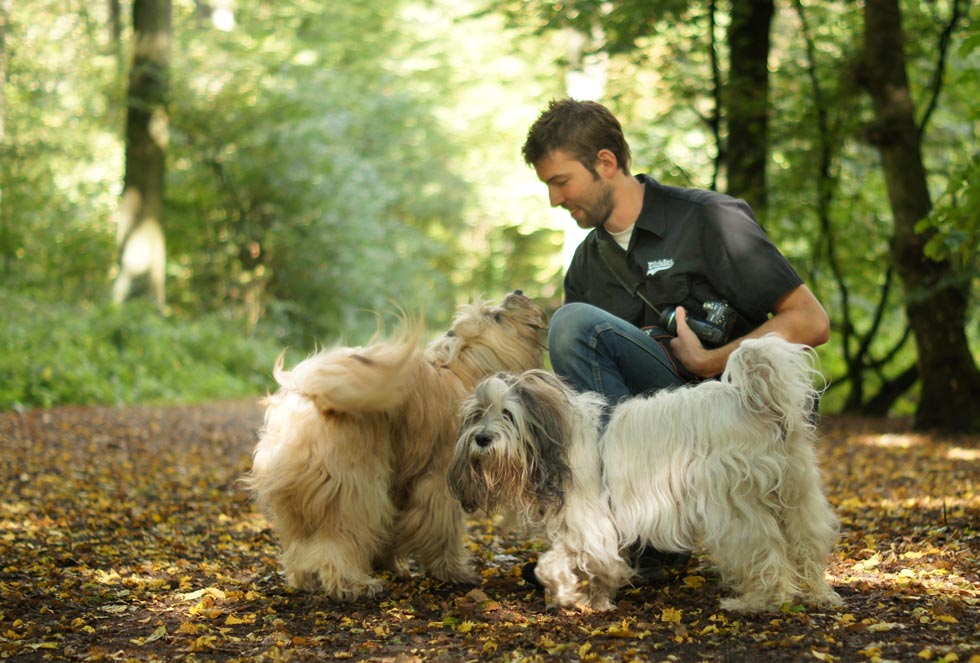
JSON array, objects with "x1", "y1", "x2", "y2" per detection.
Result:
[
  {"x1": 159, "y1": 1, "x2": 472, "y2": 347},
  {"x1": 3, "y1": 0, "x2": 979, "y2": 414},
  {"x1": 919, "y1": 153, "x2": 980, "y2": 271},
  {"x1": 0, "y1": 1, "x2": 121, "y2": 302},
  {"x1": 0, "y1": 292, "x2": 279, "y2": 410}
]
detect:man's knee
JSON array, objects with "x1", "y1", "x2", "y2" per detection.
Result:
[{"x1": 548, "y1": 303, "x2": 602, "y2": 355}]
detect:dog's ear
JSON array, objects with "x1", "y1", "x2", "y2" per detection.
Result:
[{"x1": 515, "y1": 375, "x2": 571, "y2": 511}]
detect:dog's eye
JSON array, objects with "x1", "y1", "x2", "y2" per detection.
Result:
[
  {"x1": 493, "y1": 312, "x2": 502, "y2": 323},
  {"x1": 502, "y1": 409, "x2": 515, "y2": 423}
]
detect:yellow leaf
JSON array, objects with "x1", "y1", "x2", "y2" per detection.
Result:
[
  {"x1": 660, "y1": 607, "x2": 683, "y2": 623},
  {"x1": 682, "y1": 575, "x2": 706, "y2": 588},
  {"x1": 176, "y1": 621, "x2": 200, "y2": 635},
  {"x1": 811, "y1": 649, "x2": 838, "y2": 661},
  {"x1": 853, "y1": 553, "x2": 880, "y2": 571},
  {"x1": 225, "y1": 613, "x2": 256, "y2": 626},
  {"x1": 455, "y1": 620, "x2": 475, "y2": 634},
  {"x1": 144, "y1": 625, "x2": 167, "y2": 644},
  {"x1": 919, "y1": 648, "x2": 935, "y2": 660}
]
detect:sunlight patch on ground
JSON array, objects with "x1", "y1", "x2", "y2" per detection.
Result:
[
  {"x1": 852, "y1": 433, "x2": 924, "y2": 449},
  {"x1": 947, "y1": 446, "x2": 980, "y2": 462}
]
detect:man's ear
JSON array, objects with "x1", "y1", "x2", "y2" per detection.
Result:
[{"x1": 595, "y1": 148, "x2": 619, "y2": 177}]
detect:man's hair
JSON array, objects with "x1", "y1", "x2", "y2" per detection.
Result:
[{"x1": 521, "y1": 98, "x2": 632, "y2": 177}]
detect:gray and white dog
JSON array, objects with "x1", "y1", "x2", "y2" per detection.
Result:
[{"x1": 448, "y1": 334, "x2": 842, "y2": 612}]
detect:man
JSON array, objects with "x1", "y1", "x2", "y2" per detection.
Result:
[{"x1": 520, "y1": 97, "x2": 830, "y2": 582}]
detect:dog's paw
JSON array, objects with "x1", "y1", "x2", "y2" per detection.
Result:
[
  {"x1": 426, "y1": 559, "x2": 479, "y2": 586},
  {"x1": 719, "y1": 595, "x2": 779, "y2": 613},
  {"x1": 810, "y1": 588, "x2": 843, "y2": 608},
  {"x1": 329, "y1": 578, "x2": 385, "y2": 601},
  {"x1": 285, "y1": 570, "x2": 321, "y2": 593},
  {"x1": 285, "y1": 567, "x2": 387, "y2": 600},
  {"x1": 582, "y1": 596, "x2": 616, "y2": 612}
]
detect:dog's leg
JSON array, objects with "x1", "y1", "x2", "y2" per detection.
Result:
[
  {"x1": 536, "y1": 543, "x2": 618, "y2": 611},
  {"x1": 282, "y1": 536, "x2": 387, "y2": 599},
  {"x1": 781, "y1": 457, "x2": 843, "y2": 608},
  {"x1": 394, "y1": 473, "x2": 477, "y2": 585},
  {"x1": 274, "y1": 456, "x2": 396, "y2": 600},
  {"x1": 704, "y1": 500, "x2": 800, "y2": 613}
]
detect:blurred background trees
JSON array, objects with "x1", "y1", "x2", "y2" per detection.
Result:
[{"x1": 1, "y1": 0, "x2": 978, "y2": 431}]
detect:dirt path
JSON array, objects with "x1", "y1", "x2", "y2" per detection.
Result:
[{"x1": 1, "y1": 402, "x2": 977, "y2": 662}]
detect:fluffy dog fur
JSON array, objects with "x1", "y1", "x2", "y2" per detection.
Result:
[
  {"x1": 247, "y1": 291, "x2": 545, "y2": 600},
  {"x1": 448, "y1": 334, "x2": 842, "y2": 612}
]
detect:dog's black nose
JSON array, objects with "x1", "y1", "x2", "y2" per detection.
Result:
[
  {"x1": 475, "y1": 432, "x2": 493, "y2": 448},
  {"x1": 513, "y1": 289, "x2": 524, "y2": 296}
]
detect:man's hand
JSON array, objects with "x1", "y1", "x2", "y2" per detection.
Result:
[
  {"x1": 669, "y1": 307, "x2": 724, "y2": 378},
  {"x1": 669, "y1": 285, "x2": 830, "y2": 379}
]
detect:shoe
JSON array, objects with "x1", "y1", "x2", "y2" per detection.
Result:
[
  {"x1": 519, "y1": 547, "x2": 692, "y2": 589},
  {"x1": 629, "y1": 546, "x2": 692, "y2": 583},
  {"x1": 520, "y1": 560, "x2": 541, "y2": 586}
]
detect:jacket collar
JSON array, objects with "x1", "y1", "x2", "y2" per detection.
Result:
[{"x1": 633, "y1": 174, "x2": 667, "y2": 238}]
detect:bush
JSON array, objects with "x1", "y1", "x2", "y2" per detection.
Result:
[{"x1": 0, "y1": 292, "x2": 281, "y2": 410}]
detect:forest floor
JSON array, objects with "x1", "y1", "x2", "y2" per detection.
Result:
[{"x1": 0, "y1": 400, "x2": 978, "y2": 662}]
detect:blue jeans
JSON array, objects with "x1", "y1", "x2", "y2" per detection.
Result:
[{"x1": 548, "y1": 303, "x2": 693, "y2": 403}]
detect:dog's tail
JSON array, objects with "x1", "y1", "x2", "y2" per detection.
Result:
[
  {"x1": 723, "y1": 333, "x2": 823, "y2": 437},
  {"x1": 275, "y1": 326, "x2": 425, "y2": 416}
]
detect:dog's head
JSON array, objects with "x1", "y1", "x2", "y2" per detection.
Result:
[
  {"x1": 447, "y1": 369, "x2": 571, "y2": 516},
  {"x1": 427, "y1": 291, "x2": 546, "y2": 385}
]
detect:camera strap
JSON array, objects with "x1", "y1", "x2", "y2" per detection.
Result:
[{"x1": 595, "y1": 233, "x2": 665, "y2": 319}]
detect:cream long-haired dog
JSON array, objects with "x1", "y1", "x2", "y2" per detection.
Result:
[
  {"x1": 448, "y1": 334, "x2": 842, "y2": 613},
  {"x1": 247, "y1": 291, "x2": 545, "y2": 600}
]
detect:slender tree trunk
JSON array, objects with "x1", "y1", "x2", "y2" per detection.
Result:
[
  {"x1": 113, "y1": 0, "x2": 171, "y2": 309},
  {"x1": 109, "y1": 0, "x2": 124, "y2": 74},
  {"x1": 726, "y1": 0, "x2": 773, "y2": 223},
  {"x1": 0, "y1": 0, "x2": 10, "y2": 278},
  {"x1": 863, "y1": 0, "x2": 980, "y2": 432}
]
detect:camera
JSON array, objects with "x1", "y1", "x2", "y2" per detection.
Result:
[{"x1": 659, "y1": 300, "x2": 736, "y2": 347}]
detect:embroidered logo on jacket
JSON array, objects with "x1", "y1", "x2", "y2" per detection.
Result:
[{"x1": 646, "y1": 259, "x2": 674, "y2": 276}]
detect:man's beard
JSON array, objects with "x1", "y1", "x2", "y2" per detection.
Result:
[{"x1": 572, "y1": 181, "x2": 615, "y2": 230}]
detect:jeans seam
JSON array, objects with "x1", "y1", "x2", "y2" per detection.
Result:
[{"x1": 591, "y1": 323, "x2": 680, "y2": 380}]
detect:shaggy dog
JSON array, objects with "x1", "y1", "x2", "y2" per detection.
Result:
[
  {"x1": 448, "y1": 334, "x2": 842, "y2": 612},
  {"x1": 248, "y1": 291, "x2": 545, "y2": 600}
]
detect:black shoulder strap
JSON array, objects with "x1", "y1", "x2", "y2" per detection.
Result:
[{"x1": 595, "y1": 233, "x2": 664, "y2": 318}]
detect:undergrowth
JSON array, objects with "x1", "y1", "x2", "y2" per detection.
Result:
[{"x1": 0, "y1": 292, "x2": 282, "y2": 410}]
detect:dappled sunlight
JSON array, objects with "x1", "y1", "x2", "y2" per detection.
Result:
[
  {"x1": 947, "y1": 446, "x2": 980, "y2": 462},
  {"x1": 2, "y1": 406, "x2": 979, "y2": 661},
  {"x1": 851, "y1": 432, "x2": 925, "y2": 449}
]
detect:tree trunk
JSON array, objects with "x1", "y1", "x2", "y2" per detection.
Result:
[
  {"x1": 109, "y1": 0, "x2": 123, "y2": 73},
  {"x1": 863, "y1": 0, "x2": 980, "y2": 432},
  {"x1": 113, "y1": 0, "x2": 171, "y2": 309},
  {"x1": 726, "y1": 0, "x2": 773, "y2": 223},
  {"x1": 0, "y1": 0, "x2": 10, "y2": 278}
]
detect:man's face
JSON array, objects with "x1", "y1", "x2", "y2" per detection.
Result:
[{"x1": 533, "y1": 149, "x2": 614, "y2": 230}]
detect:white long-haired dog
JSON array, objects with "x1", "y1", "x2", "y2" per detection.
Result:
[
  {"x1": 448, "y1": 334, "x2": 842, "y2": 613},
  {"x1": 247, "y1": 291, "x2": 545, "y2": 600}
]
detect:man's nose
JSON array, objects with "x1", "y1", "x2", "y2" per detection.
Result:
[{"x1": 548, "y1": 187, "x2": 564, "y2": 208}]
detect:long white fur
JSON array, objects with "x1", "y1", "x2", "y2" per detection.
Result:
[
  {"x1": 448, "y1": 334, "x2": 842, "y2": 612},
  {"x1": 247, "y1": 291, "x2": 545, "y2": 600}
]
